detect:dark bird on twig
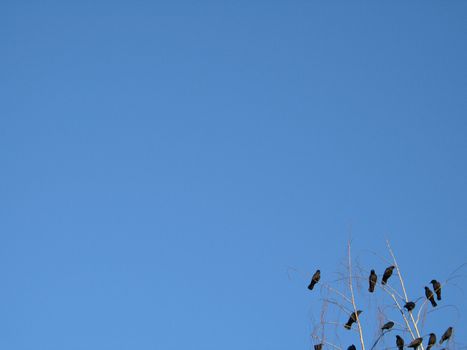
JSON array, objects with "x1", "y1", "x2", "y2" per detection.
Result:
[
  {"x1": 344, "y1": 310, "x2": 362, "y2": 330},
  {"x1": 396, "y1": 335, "x2": 404, "y2": 350},
  {"x1": 369, "y1": 269, "x2": 377, "y2": 292},
  {"x1": 381, "y1": 321, "x2": 395, "y2": 331},
  {"x1": 347, "y1": 345, "x2": 356, "y2": 350},
  {"x1": 407, "y1": 337, "x2": 423, "y2": 349},
  {"x1": 382, "y1": 266, "x2": 395, "y2": 285},
  {"x1": 427, "y1": 333, "x2": 436, "y2": 350},
  {"x1": 439, "y1": 327, "x2": 453, "y2": 344},
  {"x1": 308, "y1": 270, "x2": 320, "y2": 290},
  {"x1": 404, "y1": 301, "x2": 416, "y2": 312},
  {"x1": 430, "y1": 279, "x2": 442, "y2": 300},
  {"x1": 425, "y1": 286, "x2": 437, "y2": 307},
  {"x1": 314, "y1": 344, "x2": 323, "y2": 350}
]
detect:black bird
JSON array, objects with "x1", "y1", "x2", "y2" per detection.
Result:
[
  {"x1": 314, "y1": 344, "x2": 323, "y2": 350},
  {"x1": 427, "y1": 333, "x2": 436, "y2": 350},
  {"x1": 430, "y1": 279, "x2": 442, "y2": 300},
  {"x1": 344, "y1": 310, "x2": 363, "y2": 330},
  {"x1": 407, "y1": 337, "x2": 423, "y2": 349},
  {"x1": 439, "y1": 327, "x2": 453, "y2": 344},
  {"x1": 369, "y1": 269, "x2": 377, "y2": 292},
  {"x1": 396, "y1": 335, "x2": 404, "y2": 350},
  {"x1": 347, "y1": 345, "x2": 356, "y2": 350},
  {"x1": 382, "y1": 321, "x2": 395, "y2": 331},
  {"x1": 404, "y1": 301, "x2": 416, "y2": 312},
  {"x1": 382, "y1": 266, "x2": 395, "y2": 285},
  {"x1": 308, "y1": 270, "x2": 321, "y2": 290},
  {"x1": 425, "y1": 286, "x2": 437, "y2": 307}
]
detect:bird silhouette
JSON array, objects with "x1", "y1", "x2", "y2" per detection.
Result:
[
  {"x1": 404, "y1": 301, "x2": 416, "y2": 312},
  {"x1": 427, "y1": 333, "x2": 436, "y2": 350},
  {"x1": 396, "y1": 335, "x2": 404, "y2": 350},
  {"x1": 314, "y1": 344, "x2": 323, "y2": 350},
  {"x1": 381, "y1": 321, "x2": 395, "y2": 331},
  {"x1": 369, "y1": 269, "x2": 377, "y2": 292},
  {"x1": 344, "y1": 310, "x2": 362, "y2": 330},
  {"x1": 382, "y1": 266, "x2": 395, "y2": 285},
  {"x1": 439, "y1": 327, "x2": 453, "y2": 344},
  {"x1": 407, "y1": 337, "x2": 423, "y2": 349},
  {"x1": 308, "y1": 270, "x2": 320, "y2": 290},
  {"x1": 425, "y1": 286, "x2": 437, "y2": 307},
  {"x1": 430, "y1": 279, "x2": 442, "y2": 300},
  {"x1": 347, "y1": 345, "x2": 356, "y2": 350}
]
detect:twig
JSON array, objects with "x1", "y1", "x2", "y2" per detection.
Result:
[
  {"x1": 321, "y1": 283, "x2": 353, "y2": 305},
  {"x1": 370, "y1": 330, "x2": 394, "y2": 350},
  {"x1": 321, "y1": 298, "x2": 354, "y2": 315},
  {"x1": 348, "y1": 241, "x2": 366, "y2": 350},
  {"x1": 386, "y1": 240, "x2": 424, "y2": 348},
  {"x1": 379, "y1": 283, "x2": 416, "y2": 339},
  {"x1": 310, "y1": 335, "x2": 343, "y2": 350}
]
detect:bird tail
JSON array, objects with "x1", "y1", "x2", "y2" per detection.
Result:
[{"x1": 344, "y1": 323, "x2": 351, "y2": 330}]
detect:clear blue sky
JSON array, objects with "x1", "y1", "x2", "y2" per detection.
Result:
[{"x1": 1, "y1": 1, "x2": 467, "y2": 349}]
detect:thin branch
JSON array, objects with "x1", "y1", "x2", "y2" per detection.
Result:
[
  {"x1": 370, "y1": 329, "x2": 394, "y2": 350},
  {"x1": 386, "y1": 240, "x2": 424, "y2": 348},
  {"x1": 348, "y1": 241, "x2": 366, "y2": 350},
  {"x1": 321, "y1": 298, "x2": 354, "y2": 315},
  {"x1": 379, "y1": 283, "x2": 416, "y2": 339},
  {"x1": 321, "y1": 283, "x2": 353, "y2": 305},
  {"x1": 310, "y1": 335, "x2": 343, "y2": 350},
  {"x1": 415, "y1": 299, "x2": 429, "y2": 325}
]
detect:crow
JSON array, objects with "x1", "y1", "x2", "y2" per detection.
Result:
[
  {"x1": 404, "y1": 301, "x2": 416, "y2": 312},
  {"x1": 430, "y1": 279, "x2": 442, "y2": 300},
  {"x1": 344, "y1": 310, "x2": 362, "y2": 330},
  {"x1": 439, "y1": 327, "x2": 453, "y2": 344},
  {"x1": 382, "y1": 266, "x2": 395, "y2": 285},
  {"x1": 425, "y1": 286, "x2": 437, "y2": 307},
  {"x1": 427, "y1": 333, "x2": 436, "y2": 350},
  {"x1": 407, "y1": 337, "x2": 423, "y2": 349},
  {"x1": 382, "y1": 321, "x2": 395, "y2": 331},
  {"x1": 308, "y1": 270, "x2": 321, "y2": 290},
  {"x1": 369, "y1": 269, "x2": 377, "y2": 292},
  {"x1": 396, "y1": 335, "x2": 404, "y2": 350},
  {"x1": 347, "y1": 345, "x2": 356, "y2": 350},
  {"x1": 314, "y1": 344, "x2": 323, "y2": 350}
]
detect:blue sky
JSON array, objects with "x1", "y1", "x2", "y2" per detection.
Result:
[{"x1": 1, "y1": 1, "x2": 467, "y2": 349}]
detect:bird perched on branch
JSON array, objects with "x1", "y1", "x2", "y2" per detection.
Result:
[
  {"x1": 347, "y1": 345, "x2": 356, "y2": 350},
  {"x1": 427, "y1": 333, "x2": 436, "y2": 350},
  {"x1": 382, "y1": 266, "x2": 395, "y2": 285},
  {"x1": 404, "y1": 301, "x2": 416, "y2": 312},
  {"x1": 344, "y1": 310, "x2": 362, "y2": 330},
  {"x1": 381, "y1": 321, "x2": 394, "y2": 331},
  {"x1": 369, "y1": 269, "x2": 377, "y2": 292},
  {"x1": 308, "y1": 270, "x2": 320, "y2": 290},
  {"x1": 407, "y1": 337, "x2": 423, "y2": 349},
  {"x1": 425, "y1": 286, "x2": 437, "y2": 307},
  {"x1": 396, "y1": 335, "x2": 404, "y2": 350},
  {"x1": 430, "y1": 279, "x2": 442, "y2": 300},
  {"x1": 439, "y1": 327, "x2": 453, "y2": 344}
]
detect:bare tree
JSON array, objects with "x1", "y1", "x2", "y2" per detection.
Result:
[{"x1": 305, "y1": 240, "x2": 463, "y2": 350}]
